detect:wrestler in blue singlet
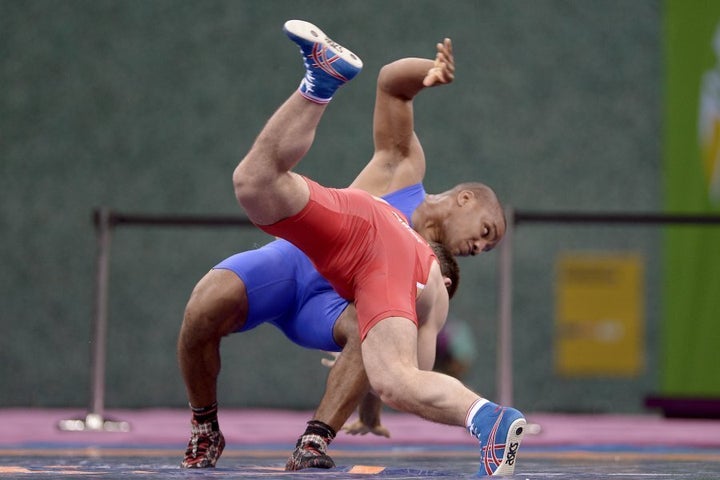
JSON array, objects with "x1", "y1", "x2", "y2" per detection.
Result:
[{"x1": 213, "y1": 183, "x2": 426, "y2": 351}]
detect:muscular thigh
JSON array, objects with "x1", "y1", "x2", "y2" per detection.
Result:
[{"x1": 361, "y1": 317, "x2": 419, "y2": 388}]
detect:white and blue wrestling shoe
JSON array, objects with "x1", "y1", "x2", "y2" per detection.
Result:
[
  {"x1": 468, "y1": 402, "x2": 526, "y2": 476},
  {"x1": 283, "y1": 19, "x2": 363, "y2": 104}
]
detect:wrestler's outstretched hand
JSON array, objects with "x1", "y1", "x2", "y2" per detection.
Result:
[
  {"x1": 342, "y1": 392, "x2": 391, "y2": 438},
  {"x1": 342, "y1": 419, "x2": 391, "y2": 438},
  {"x1": 423, "y1": 38, "x2": 454, "y2": 87}
]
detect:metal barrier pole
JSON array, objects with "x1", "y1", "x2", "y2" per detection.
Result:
[
  {"x1": 58, "y1": 208, "x2": 129, "y2": 432},
  {"x1": 497, "y1": 206, "x2": 515, "y2": 407}
]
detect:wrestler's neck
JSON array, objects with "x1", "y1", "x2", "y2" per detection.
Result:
[{"x1": 411, "y1": 196, "x2": 445, "y2": 243}]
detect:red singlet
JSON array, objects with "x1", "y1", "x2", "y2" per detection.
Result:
[{"x1": 259, "y1": 177, "x2": 436, "y2": 339}]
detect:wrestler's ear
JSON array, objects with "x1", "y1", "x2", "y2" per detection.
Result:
[
  {"x1": 444, "y1": 276, "x2": 452, "y2": 289},
  {"x1": 456, "y1": 189, "x2": 475, "y2": 206}
]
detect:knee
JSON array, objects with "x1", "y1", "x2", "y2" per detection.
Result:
[
  {"x1": 182, "y1": 292, "x2": 217, "y2": 338},
  {"x1": 232, "y1": 161, "x2": 255, "y2": 206},
  {"x1": 368, "y1": 374, "x2": 408, "y2": 411},
  {"x1": 180, "y1": 271, "x2": 248, "y2": 342},
  {"x1": 233, "y1": 152, "x2": 274, "y2": 205}
]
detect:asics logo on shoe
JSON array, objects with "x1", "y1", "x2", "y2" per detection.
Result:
[
  {"x1": 325, "y1": 37, "x2": 341, "y2": 50},
  {"x1": 324, "y1": 37, "x2": 358, "y2": 61},
  {"x1": 505, "y1": 441, "x2": 519, "y2": 466}
]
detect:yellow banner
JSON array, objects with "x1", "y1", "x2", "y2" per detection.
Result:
[{"x1": 555, "y1": 253, "x2": 644, "y2": 377}]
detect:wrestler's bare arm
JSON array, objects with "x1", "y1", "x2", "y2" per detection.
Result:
[{"x1": 349, "y1": 39, "x2": 454, "y2": 196}]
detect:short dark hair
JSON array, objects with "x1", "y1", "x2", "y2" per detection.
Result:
[
  {"x1": 453, "y1": 182, "x2": 506, "y2": 234},
  {"x1": 429, "y1": 242, "x2": 460, "y2": 299}
]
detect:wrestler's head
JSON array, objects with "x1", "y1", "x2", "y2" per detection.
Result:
[
  {"x1": 429, "y1": 241, "x2": 459, "y2": 299},
  {"x1": 437, "y1": 182, "x2": 505, "y2": 257}
]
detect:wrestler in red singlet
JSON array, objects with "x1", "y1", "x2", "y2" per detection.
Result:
[{"x1": 260, "y1": 177, "x2": 437, "y2": 339}]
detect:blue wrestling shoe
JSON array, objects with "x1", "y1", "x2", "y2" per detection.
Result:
[
  {"x1": 468, "y1": 402, "x2": 526, "y2": 476},
  {"x1": 283, "y1": 19, "x2": 363, "y2": 104}
]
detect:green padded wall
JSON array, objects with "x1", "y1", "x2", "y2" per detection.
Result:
[{"x1": 1, "y1": 0, "x2": 662, "y2": 411}]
